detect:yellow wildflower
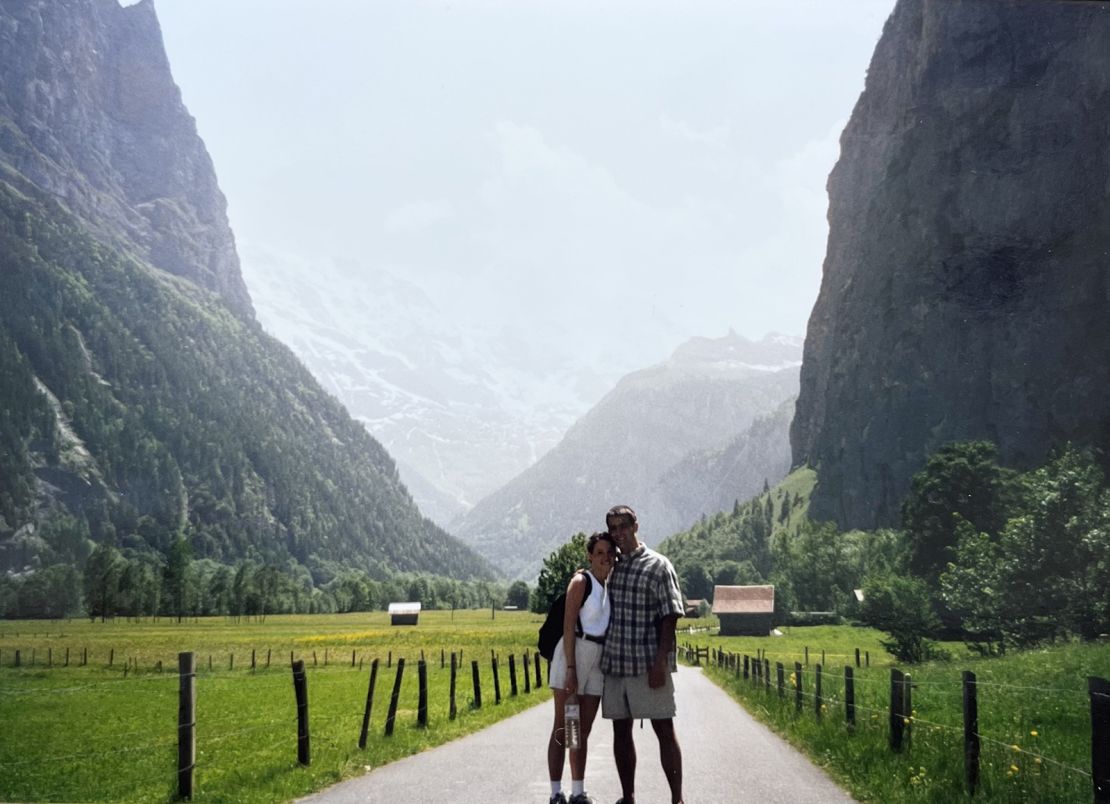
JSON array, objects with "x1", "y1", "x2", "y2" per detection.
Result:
[
  {"x1": 1010, "y1": 764, "x2": 1020, "y2": 774},
  {"x1": 1011, "y1": 744, "x2": 1021, "y2": 752},
  {"x1": 1030, "y1": 729, "x2": 1038, "y2": 737}
]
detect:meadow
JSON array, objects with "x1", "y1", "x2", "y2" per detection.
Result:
[
  {"x1": 682, "y1": 625, "x2": 1108, "y2": 803},
  {"x1": 0, "y1": 610, "x2": 551, "y2": 803}
]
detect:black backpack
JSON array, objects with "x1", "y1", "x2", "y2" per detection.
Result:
[{"x1": 537, "y1": 571, "x2": 593, "y2": 661}]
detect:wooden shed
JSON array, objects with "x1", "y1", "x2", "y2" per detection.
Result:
[
  {"x1": 712, "y1": 585, "x2": 774, "y2": 636},
  {"x1": 388, "y1": 601, "x2": 421, "y2": 626}
]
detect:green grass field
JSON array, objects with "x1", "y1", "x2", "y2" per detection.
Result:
[
  {"x1": 0, "y1": 611, "x2": 551, "y2": 802},
  {"x1": 681, "y1": 624, "x2": 1108, "y2": 803}
]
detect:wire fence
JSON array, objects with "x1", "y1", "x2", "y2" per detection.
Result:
[
  {"x1": 684, "y1": 642, "x2": 1107, "y2": 800},
  {"x1": 0, "y1": 646, "x2": 547, "y2": 801}
]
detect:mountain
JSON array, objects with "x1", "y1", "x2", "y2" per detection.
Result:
[
  {"x1": 791, "y1": 0, "x2": 1110, "y2": 530},
  {"x1": 234, "y1": 247, "x2": 611, "y2": 528},
  {"x1": 452, "y1": 332, "x2": 801, "y2": 579},
  {"x1": 652, "y1": 396, "x2": 795, "y2": 532},
  {"x1": 0, "y1": 0, "x2": 494, "y2": 581}
]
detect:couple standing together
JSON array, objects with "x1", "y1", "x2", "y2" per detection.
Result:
[{"x1": 546, "y1": 505, "x2": 685, "y2": 804}]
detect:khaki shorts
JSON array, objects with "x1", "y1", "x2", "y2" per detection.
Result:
[
  {"x1": 549, "y1": 636, "x2": 605, "y2": 696},
  {"x1": 602, "y1": 670, "x2": 677, "y2": 720}
]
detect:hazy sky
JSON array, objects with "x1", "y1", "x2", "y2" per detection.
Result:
[{"x1": 150, "y1": 0, "x2": 896, "y2": 375}]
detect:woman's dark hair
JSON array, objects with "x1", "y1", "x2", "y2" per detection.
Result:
[{"x1": 586, "y1": 531, "x2": 615, "y2": 554}]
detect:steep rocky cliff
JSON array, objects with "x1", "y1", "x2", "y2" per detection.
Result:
[
  {"x1": 0, "y1": 0, "x2": 251, "y2": 316},
  {"x1": 0, "y1": 0, "x2": 495, "y2": 581},
  {"x1": 791, "y1": 0, "x2": 1110, "y2": 529}
]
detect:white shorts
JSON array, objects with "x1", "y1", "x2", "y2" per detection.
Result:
[{"x1": 548, "y1": 636, "x2": 605, "y2": 696}]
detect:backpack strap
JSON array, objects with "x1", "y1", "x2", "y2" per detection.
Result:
[{"x1": 573, "y1": 570, "x2": 593, "y2": 637}]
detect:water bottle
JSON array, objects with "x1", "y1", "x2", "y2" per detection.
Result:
[{"x1": 564, "y1": 695, "x2": 581, "y2": 750}]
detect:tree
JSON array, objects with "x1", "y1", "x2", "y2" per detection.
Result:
[
  {"x1": 163, "y1": 536, "x2": 192, "y2": 622},
  {"x1": 942, "y1": 446, "x2": 1110, "y2": 648},
  {"x1": 859, "y1": 574, "x2": 942, "y2": 663},
  {"x1": 83, "y1": 543, "x2": 124, "y2": 621},
  {"x1": 531, "y1": 532, "x2": 587, "y2": 613},
  {"x1": 902, "y1": 441, "x2": 1020, "y2": 584},
  {"x1": 505, "y1": 580, "x2": 530, "y2": 609}
]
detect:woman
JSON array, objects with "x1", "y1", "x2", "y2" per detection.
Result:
[{"x1": 546, "y1": 531, "x2": 615, "y2": 804}]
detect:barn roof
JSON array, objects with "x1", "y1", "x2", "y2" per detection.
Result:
[
  {"x1": 712, "y1": 585, "x2": 774, "y2": 615},
  {"x1": 388, "y1": 602, "x2": 422, "y2": 615}
]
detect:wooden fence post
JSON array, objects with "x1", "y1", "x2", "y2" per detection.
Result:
[
  {"x1": 417, "y1": 660, "x2": 428, "y2": 728},
  {"x1": 743, "y1": 655, "x2": 750, "y2": 680},
  {"x1": 492, "y1": 655, "x2": 502, "y2": 704},
  {"x1": 523, "y1": 654, "x2": 531, "y2": 693},
  {"x1": 855, "y1": 647, "x2": 860, "y2": 668},
  {"x1": 471, "y1": 659, "x2": 482, "y2": 708},
  {"x1": 14, "y1": 649, "x2": 19, "y2": 668},
  {"x1": 804, "y1": 646, "x2": 809, "y2": 667},
  {"x1": 962, "y1": 670, "x2": 979, "y2": 796},
  {"x1": 65, "y1": 647, "x2": 69, "y2": 667},
  {"x1": 449, "y1": 653, "x2": 458, "y2": 720},
  {"x1": 109, "y1": 648, "x2": 114, "y2": 667},
  {"x1": 903, "y1": 672, "x2": 913, "y2": 749},
  {"x1": 178, "y1": 652, "x2": 196, "y2": 800},
  {"x1": 845, "y1": 666, "x2": 855, "y2": 726},
  {"x1": 352, "y1": 650, "x2": 356, "y2": 668},
  {"x1": 291, "y1": 660, "x2": 310, "y2": 765},
  {"x1": 441, "y1": 648, "x2": 445, "y2": 669},
  {"x1": 815, "y1": 664, "x2": 823, "y2": 720},
  {"x1": 509, "y1": 654, "x2": 518, "y2": 696},
  {"x1": 1088, "y1": 676, "x2": 1108, "y2": 803},
  {"x1": 251, "y1": 649, "x2": 256, "y2": 672},
  {"x1": 385, "y1": 658, "x2": 405, "y2": 737},
  {"x1": 535, "y1": 652, "x2": 542, "y2": 690},
  {"x1": 267, "y1": 648, "x2": 271, "y2": 668},
  {"x1": 776, "y1": 662, "x2": 785, "y2": 698},
  {"x1": 889, "y1": 668, "x2": 905, "y2": 753},
  {"x1": 358, "y1": 658, "x2": 379, "y2": 749},
  {"x1": 794, "y1": 662, "x2": 803, "y2": 713},
  {"x1": 764, "y1": 658, "x2": 771, "y2": 692}
]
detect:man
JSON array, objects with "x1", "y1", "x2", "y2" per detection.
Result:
[{"x1": 600, "y1": 504, "x2": 685, "y2": 804}]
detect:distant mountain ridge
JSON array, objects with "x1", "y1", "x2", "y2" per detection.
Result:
[
  {"x1": 452, "y1": 332, "x2": 801, "y2": 579},
  {"x1": 0, "y1": 0, "x2": 494, "y2": 581}
]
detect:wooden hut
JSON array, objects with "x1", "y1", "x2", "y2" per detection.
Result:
[
  {"x1": 712, "y1": 585, "x2": 774, "y2": 636},
  {"x1": 388, "y1": 601, "x2": 421, "y2": 626}
]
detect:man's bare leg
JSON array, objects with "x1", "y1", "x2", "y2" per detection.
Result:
[
  {"x1": 651, "y1": 718, "x2": 683, "y2": 804},
  {"x1": 612, "y1": 717, "x2": 636, "y2": 802}
]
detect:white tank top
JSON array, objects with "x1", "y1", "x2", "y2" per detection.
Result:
[{"x1": 578, "y1": 570, "x2": 610, "y2": 637}]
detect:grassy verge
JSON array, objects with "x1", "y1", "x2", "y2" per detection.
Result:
[
  {"x1": 681, "y1": 624, "x2": 1105, "y2": 803},
  {"x1": 0, "y1": 611, "x2": 551, "y2": 802}
]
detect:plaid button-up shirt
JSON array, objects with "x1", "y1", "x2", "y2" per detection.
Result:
[{"x1": 600, "y1": 544, "x2": 684, "y2": 677}]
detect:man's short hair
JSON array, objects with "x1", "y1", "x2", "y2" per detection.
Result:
[{"x1": 605, "y1": 504, "x2": 638, "y2": 526}]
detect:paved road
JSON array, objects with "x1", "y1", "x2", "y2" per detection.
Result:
[{"x1": 299, "y1": 666, "x2": 854, "y2": 803}]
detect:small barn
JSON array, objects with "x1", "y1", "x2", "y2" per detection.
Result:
[
  {"x1": 388, "y1": 601, "x2": 421, "y2": 626},
  {"x1": 712, "y1": 585, "x2": 774, "y2": 636}
]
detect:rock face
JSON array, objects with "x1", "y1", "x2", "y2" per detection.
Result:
[
  {"x1": 0, "y1": 0, "x2": 252, "y2": 316},
  {"x1": 454, "y1": 332, "x2": 800, "y2": 579},
  {"x1": 791, "y1": 0, "x2": 1110, "y2": 529},
  {"x1": 0, "y1": 0, "x2": 496, "y2": 581}
]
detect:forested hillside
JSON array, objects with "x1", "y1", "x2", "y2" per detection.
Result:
[
  {"x1": 0, "y1": 184, "x2": 494, "y2": 586},
  {"x1": 0, "y1": 0, "x2": 496, "y2": 620}
]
